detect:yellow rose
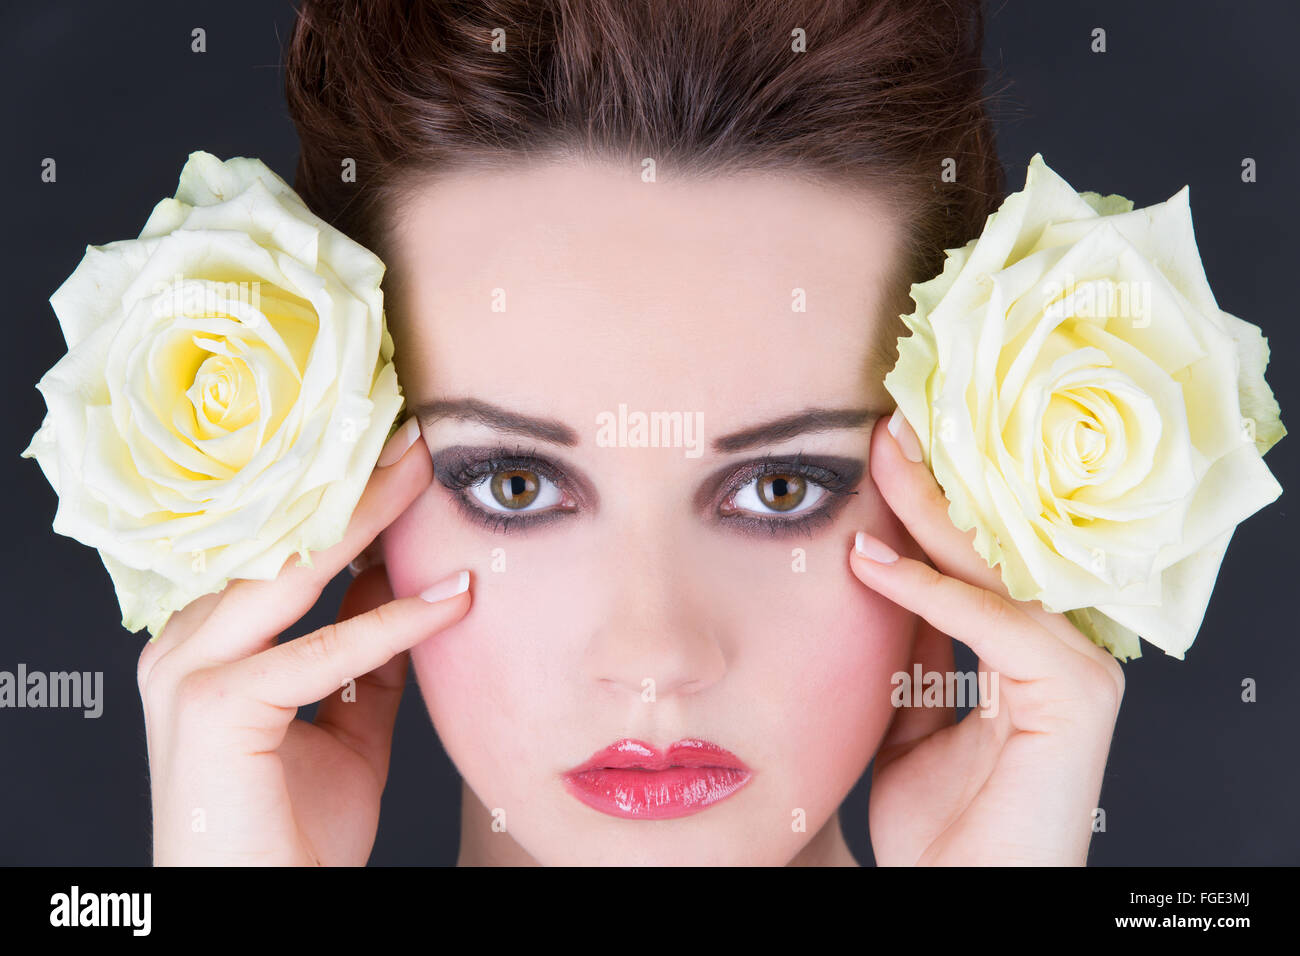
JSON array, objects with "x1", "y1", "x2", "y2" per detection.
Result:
[
  {"x1": 21, "y1": 151, "x2": 405, "y2": 638},
  {"x1": 884, "y1": 154, "x2": 1285, "y2": 661}
]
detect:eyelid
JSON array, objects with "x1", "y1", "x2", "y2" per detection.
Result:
[
  {"x1": 431, "y1": 445, "x2": 865, "y2": 531},
  {"x1": 692, "y1": 453, "x2": 866, "y2": 515},
  {"x1": 430, "y1": 444, "x2": 598, "y2": 509},
  {"x1": 715, "y1": 456, "x2": 861, "y2": 515}
]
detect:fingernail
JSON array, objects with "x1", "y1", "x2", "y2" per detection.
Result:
[
  {"x1": 347, "y1": 554, "x2": 373, "y2": 578},
  {"x1": 887, "y1": 407, "x2": 924, "y2": 463},
  {"x1": 377, "y1": 416, "x2": 420, "y2": 468},
  {"x1": 855, "y1": 531, "x2": 899, "y2": 564},
  {"x1": 419, "y1": 570, "x2": 470, "y2": 603}
]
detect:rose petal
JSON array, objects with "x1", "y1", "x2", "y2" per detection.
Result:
[{"x1": 1090, "y1": 526, "x2": 1237, "y2": 659}]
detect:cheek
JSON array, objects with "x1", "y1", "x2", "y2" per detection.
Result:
[
  {"x1": 773, "y1": 579, "x2": 916, "y2": 804},
  {"x1": 380, "y1": 471, "x2": 922, "y2": 849},
  {"x1": 380, "y1": 491, "x2": 560, "y2": 803},
  {"x1": 665, "y1": 476, "x2": 921, "y2": 825},
  {"x1": 703, "y1": 509, "x2": 918, "y2": 815}
]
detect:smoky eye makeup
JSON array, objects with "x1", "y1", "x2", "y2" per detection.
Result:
[
  {"x1": 706, "y1": 452, "x2": 866, "y2": 538},
  {"x1": 429, "y1": 443, "x2": 866, "y2": 537},
  {"x1": 430, "y1": 444, "x2": 588, "y2": 534}
]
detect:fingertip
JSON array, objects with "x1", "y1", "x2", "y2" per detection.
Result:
[
  {"x1": 848, "y1": 542, "x2": 887, "y2": 592},
  {"x1": 886, "y1": 407, "x2": 925, "y2": 463},
  {"x1": 376, "y1": 415, "x2": 421, "y2": 468},
  {"x1": 384, "y1": 572, "x2": 472, "y2": 652},
  {"x1": 364, "y1": 422, "x2": 431, "y2": 503},
  {"x1": 381, "y1": 428, "x2": 432, "y2": 495},
  {"x1": 419, "y1": 569, "x2": 470, "y2": 604},
  {"x1": 855, "y1": 530, "x2": 900, "y2": 564}
]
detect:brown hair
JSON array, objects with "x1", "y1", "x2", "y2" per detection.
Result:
[{"x1": 284, "y1": 0, "x2": 1006, "y2": 363}]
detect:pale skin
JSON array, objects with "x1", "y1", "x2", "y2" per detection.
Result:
[{"x1": 138, "y1": 157, "x2": 1124, "y2": 866}]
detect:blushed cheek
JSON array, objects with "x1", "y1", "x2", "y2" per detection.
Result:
[
  {"x1": 754, "y1": 490, "x2": 919, "y2": 807},
  {"x1": 379, "y1": 490, "x2": 481, "y2": 599},
  {"x1": 378, "y1": 477, "x2": 921, "y2": 853},
  {"x1": 405, "y1": 607, "x2": 526, "y2": 812},
  {"x1": 805, "y1": 586, "x2": 915, "y2": 777},
  {"x1": 378, "y1": 495, "x2": 574, "y2": 807},
  {"x1": 729, "y1": 549, "x2": 917, "y2": 825}
]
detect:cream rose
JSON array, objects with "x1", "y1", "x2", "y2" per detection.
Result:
[
  {"x1": 21, "y1": 151, "x2": 405, "y2": 638},
  {"x1": 884, "y1": 154, "x2": 1285, "y2": 660}
]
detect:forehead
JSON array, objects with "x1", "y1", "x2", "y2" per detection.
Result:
[{"x1": 387, "y1": 159, "x2": 901, "y2": 422}]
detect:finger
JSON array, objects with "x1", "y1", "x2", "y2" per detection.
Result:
[
  {"x1": 312, "y1": 565, "x2": 410, "y2": 782},
  {"x1": 871, "y1": 409, "x2": 1105, "y2": 656},
  {"x1": 137, "y1": 589, "x2": 224, "y2": 691},
  {"x1": 182, "y1": 418, "x2": 431, "y2": 666},
  {"x1": 220, "y1": 568, "x2": 471, "y2": 712},
  {"x1": 850, "y1": 533, "x2": 1086, "y2": 682}
]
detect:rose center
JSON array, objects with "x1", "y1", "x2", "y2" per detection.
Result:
[
  {"x1": 1041, "y1": 387, "x2": 1126, "y2": 498},
  {"x1": 1073, "y1": 418, "x2": 1105, "y2": 464},
  {"x1": 189, "y1": 353, "x2": 259, "y2": 430}
]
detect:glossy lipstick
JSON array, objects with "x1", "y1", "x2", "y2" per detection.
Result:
[{"x1": 563, "y1": 738, "x2": 752, "y2": 820}]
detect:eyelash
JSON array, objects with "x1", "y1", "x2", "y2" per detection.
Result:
[
  {"x1": 438, "y1": 448, "x2": 576, "y2": 534},
  {"x1": 435, "y1": 446, "x2": 860, "y2": 537},
  {"x1": 717, "y1": 455, "x2": 860, "y2": 537}
]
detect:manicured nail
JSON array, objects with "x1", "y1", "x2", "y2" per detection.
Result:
[
  {"x1": 377, "y1": 416, "x2": 420, "y2": 467},
  {"x1": 855, "y1": 531, "x2": 899, "y2": 564},
  {"x1": 887, "y1": 407, "x2": 924, "y2": 463},
  {"x1": 420, "y1": 570, "x2": 470, "y2": 603},
  {"x1": 347, "y1": 555, "x2": 369, "y2": 578}
]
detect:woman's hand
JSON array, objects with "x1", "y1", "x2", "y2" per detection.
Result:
[
  {"x1": 852, "y1": 410, "x2": 1125, "y2": 866},
  {"x1": 136, "y1": 423, "x2": 471, "y2": 865}
]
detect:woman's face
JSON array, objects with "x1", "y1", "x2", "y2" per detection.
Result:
[{"x1": 380, "y1": 158, "x2": 919, "y2": 865}]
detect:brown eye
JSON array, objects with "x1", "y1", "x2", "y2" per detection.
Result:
[
  {"x1": 756, "y1": 474, "x2": 806, "y2": 511},
  {"x1": 490, "y1": 469, "x2": 541, "y2": 509}
]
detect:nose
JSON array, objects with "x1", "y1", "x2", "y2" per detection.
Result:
[{"x1": 583, "y1": 522, "x2": 728, "y2": 700}]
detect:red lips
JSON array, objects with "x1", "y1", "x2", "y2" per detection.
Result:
[{"x1": 563, "y1": 738, "x2": 752, "y2": 820}]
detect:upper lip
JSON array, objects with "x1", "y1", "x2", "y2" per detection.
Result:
[{"x1": 566, "y1": 738, "x2": 750, "y2": 774}]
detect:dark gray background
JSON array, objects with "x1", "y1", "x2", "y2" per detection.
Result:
[{"x1": 1, "y1": 1, "x2": 1295, "y2": 865}]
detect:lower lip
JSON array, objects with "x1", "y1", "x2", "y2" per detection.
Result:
[{"x1": 563, "y1": 766, "x2": 752, "y2": 820}]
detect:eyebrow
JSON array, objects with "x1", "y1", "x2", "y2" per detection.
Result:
[
  {"x1": 412, "y1": 398, "x2": 580, "y2": 446},
  {"x1": 413, "y1": 397, "x2": 884, "y2": 453},
  {"x1": 712, "y1": 407, "x2": 882, "y2": 453}
]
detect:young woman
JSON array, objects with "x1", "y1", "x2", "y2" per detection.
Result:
[{"x1": 136, "y1": 0, "x2": 1125, "y2": 865}]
